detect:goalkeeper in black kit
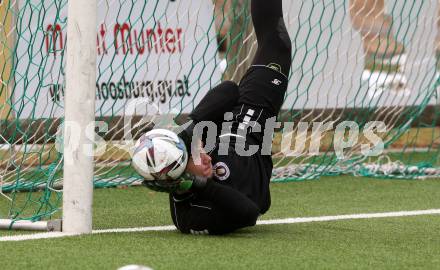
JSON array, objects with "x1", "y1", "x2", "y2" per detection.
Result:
[{"x1": 145, "y1": 0, "x2": 291, "y2": 235}]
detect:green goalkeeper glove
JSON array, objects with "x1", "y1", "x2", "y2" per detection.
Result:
[{"x1": 142, "y1": 173, "x2": 207, "y2": 193}]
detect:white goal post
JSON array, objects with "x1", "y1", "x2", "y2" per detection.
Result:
[
  {"x1": 61, "y1": 0, "x2": 98, "y2": 234},
  {"x1": 0, "y1": 0, "x2": 98, "y2": 233}
]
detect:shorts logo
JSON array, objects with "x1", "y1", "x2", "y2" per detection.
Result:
[
  {"x1": 267, "y1": 63, "x2": 282, "y2": 73},
  {"x1": 213, "y1": 162, "x2": 230, "y2": 181},
  {"x1": 272, "y1": 79, "x2": 282, "y2": 86}
]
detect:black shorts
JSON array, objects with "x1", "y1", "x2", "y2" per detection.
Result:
[
  {"x1": 228, "y1": 65, "x2": 288, "y2": 143},
  {"x1": 237, "y1": 65, "x2": 289, "y2": 119}
]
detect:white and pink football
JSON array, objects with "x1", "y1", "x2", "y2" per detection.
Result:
[{"x1": 132, "y1": 129, "x2": 188, "y2": 181}]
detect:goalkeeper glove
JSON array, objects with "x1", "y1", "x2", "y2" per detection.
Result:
[{"x1": 142, "y1": 173, "x2": 207, "y2": 193}]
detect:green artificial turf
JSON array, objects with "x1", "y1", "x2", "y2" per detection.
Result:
[
  {"x1": 1, "y1": 176, "x2": 440, "y2": 269},
  {"x1": 2, "y1": 216, "x2": 440, "y2": 270}
]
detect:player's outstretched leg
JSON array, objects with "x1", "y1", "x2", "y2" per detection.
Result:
[
  {"x1": 251, "y1": 0, "x2": 292, "y2": 77},
  {"x1": 234, "y1": 0, "x2": 292, "y2": 125}
]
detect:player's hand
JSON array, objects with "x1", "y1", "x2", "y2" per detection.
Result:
[{"x1": 185, "y1": 152, "x2": 213, "y2": 178}]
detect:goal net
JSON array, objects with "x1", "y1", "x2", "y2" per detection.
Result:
[{"x1": 0, "y1": 0, "x2": 439, "y2": 228}]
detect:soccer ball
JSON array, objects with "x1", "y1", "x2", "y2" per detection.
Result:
[{"x1": 132, "y1": 129, "x2": 188, "y2": 181}]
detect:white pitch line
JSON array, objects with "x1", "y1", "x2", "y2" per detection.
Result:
[
  {"x1": 2, "y1": 209, "x2": 440, "y2": 242},
  {"x1": 257, "y1": 209, "x2": 440, "y2": 225},
  {"x1": 94, "y1": 225, "x2": 176, "y2": 234}
]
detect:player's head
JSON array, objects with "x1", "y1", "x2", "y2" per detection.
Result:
[{"x1": 132, "y1": 129, "x2": 188, "y2": 181}]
